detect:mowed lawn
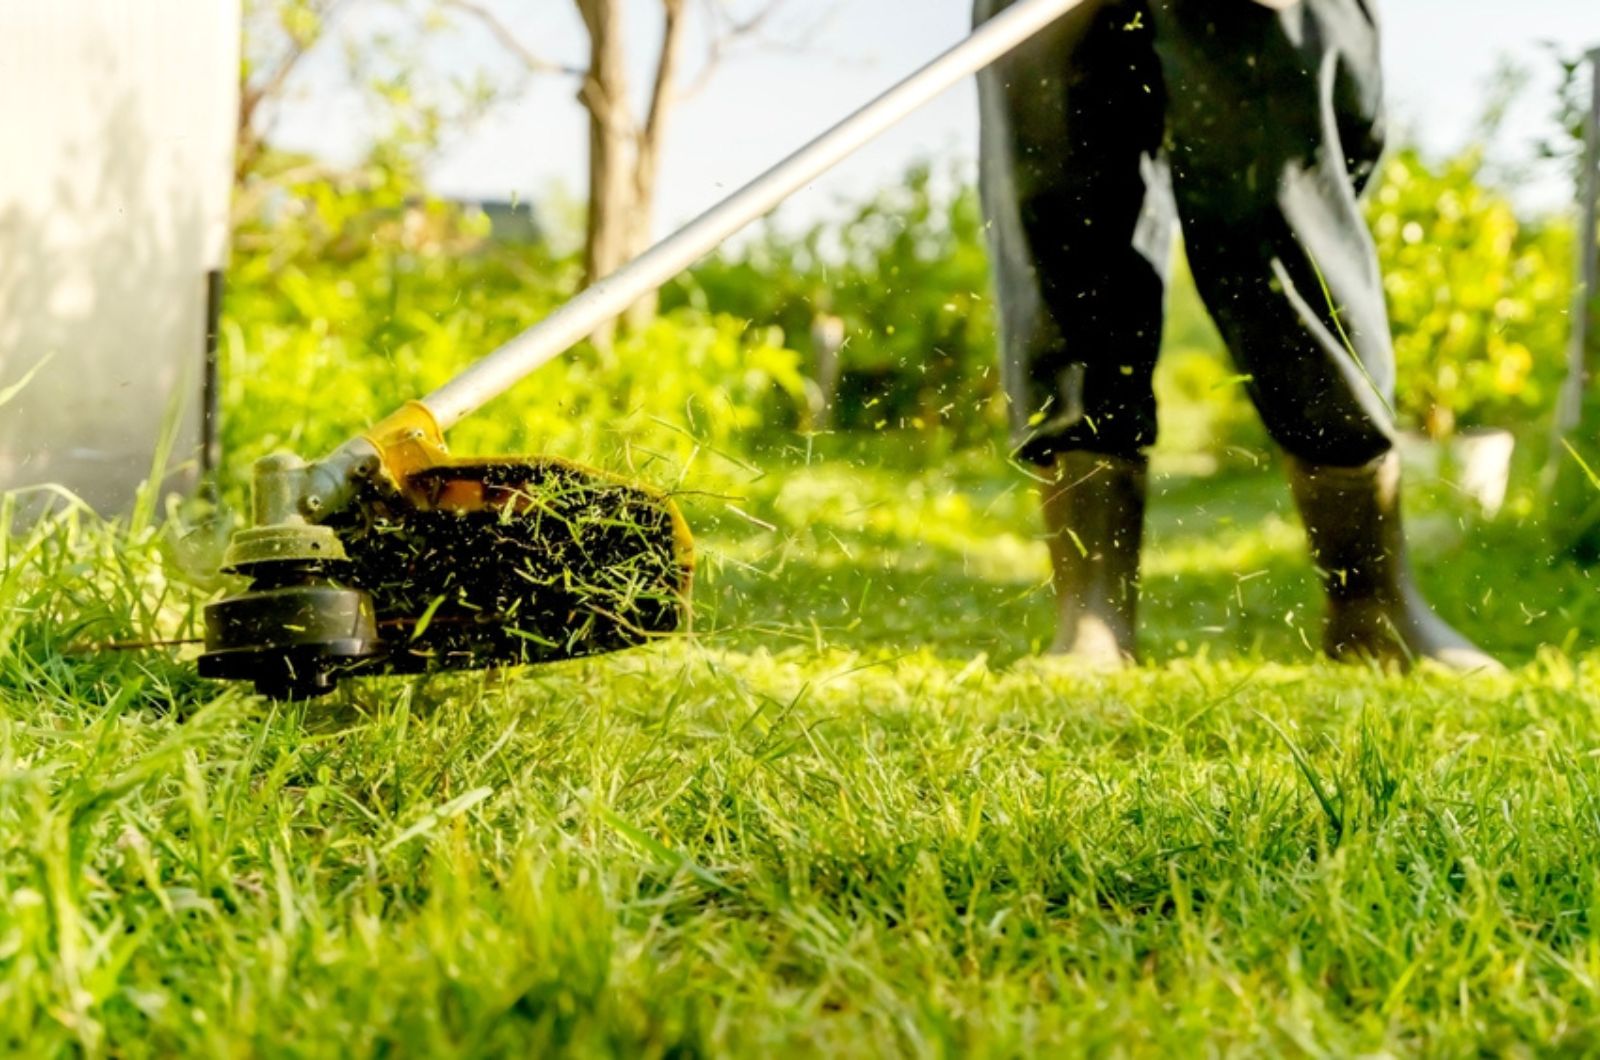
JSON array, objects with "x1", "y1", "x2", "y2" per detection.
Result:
[{"x1": 4, "y1": 445, "x2": 1600, "y2": 1056}]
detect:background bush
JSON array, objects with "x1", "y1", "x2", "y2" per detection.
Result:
[
  {"x1": 221, "y1": 144, "x2": 1577, "y2": 490},
  {"x1": 1367, "y1": 148, "x2": 1573, "y2": 439},
  {"x1": 224, "y1": 156, "x2": 808, "y2": 497},
  {"x1": 666, "y1": 164, "x2": 1002, "y2": 444}
]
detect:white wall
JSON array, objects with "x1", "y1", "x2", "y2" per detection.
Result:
[{"x1": 0, "y1": 0, "x2": 240, "y2": 513}]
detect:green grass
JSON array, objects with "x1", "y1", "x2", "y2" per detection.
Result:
[{"x1": 4, "y1": 443, "x2": 1600, "y2": 1056}]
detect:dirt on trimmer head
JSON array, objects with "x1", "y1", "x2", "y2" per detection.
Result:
[
  {"x1": 200, "y1": 423, "x2": 693, "y2": 699},
  {"x1": 339, "y1": 457, "x2": 691, "y2": 671}
]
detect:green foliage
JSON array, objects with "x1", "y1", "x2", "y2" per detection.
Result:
[
  {"x1": 1367, "y1": 148, "x2": 1574, "y2": 438},
  {"x1": 223, "y1": 161, "x2": 807, "y2": 495},
  {"x1": 1542, "y1": 48, "x2": 1600, "y2": 182},
  {"x1": 602, "y1": 313, "x2": 808, "y2": 455},
  {"x1": 231, "y1": 146, "x2": 1588, "y2": 478},
  {"x1": 668, "y1": 164, "x2": 1006, "y2": 444},
  {"x1": 223, "y1": 156, "x2": 1272, "y2": 486},
  {"x1": 0, "y1": 494, "x2": 209, "y2": 712},
  {"x1": 239, "y1": 0, "x2": 507, "y2": 180},
  {"x1": 241, "y1": 0, "x2": 332, "y2": 75}
]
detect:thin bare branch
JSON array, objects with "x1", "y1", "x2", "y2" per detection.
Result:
[
  {"x1": 641, "y1": 0, "x2": 688, "y2": 159},
  {"x1": 237, "y1": 0, "x2": 354, "y2": 177},
  {"x1": 714, "y1": 0, "x2": 789, "y2": 38},
  {"x1": 443, "y1": 0, "x2": 585, "y2": 78},
  {"x1": 632, "y1": 0, "x2": 688, "y2": 241},
  {"x1": 679, "y1": 0, "x2": 790, "y2": 100}
]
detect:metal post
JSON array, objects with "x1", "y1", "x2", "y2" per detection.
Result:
[{"x1": 201, "y1": 268, "x2": 224, "y2": 483}]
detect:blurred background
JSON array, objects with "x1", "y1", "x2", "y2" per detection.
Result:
[{"x1": 204, "y1": 1, "x2": 1598, "y2": 488}]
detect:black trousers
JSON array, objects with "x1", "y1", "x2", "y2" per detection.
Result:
[{"x1": 976, "y1": 0, "x2": 1397, "y2": 466}]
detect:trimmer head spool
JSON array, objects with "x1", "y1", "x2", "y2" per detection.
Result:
[{"x1": 198, "y1": 524, "x2": 382, "y2": 699}]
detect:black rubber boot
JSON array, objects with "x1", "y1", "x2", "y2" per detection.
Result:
[
  {"x1": 1286, "y1": 452, "x2": 1502, "y2": 673},
  {"x1": 1040, "y1": 452, "x2": 1147, "y2": 668}
]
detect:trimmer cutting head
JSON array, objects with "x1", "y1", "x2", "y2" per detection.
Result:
[{"x1": 200, "y1": 405, "x2": 692, "y2": 698}]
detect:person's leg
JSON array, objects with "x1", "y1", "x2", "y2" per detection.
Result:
[
  {"x1": 1038, "y1": 450, "x2": 1148, "y2": 665},
  {"x1": 1285, "y1": 452, "x2": 1499, "y2": 670},
  {"x1": 1150, "y1": 0, "x2": 1497, "y2": 670},
  {"x1": 976, "y1": 0, "x2": 1171, "y2": 664}
]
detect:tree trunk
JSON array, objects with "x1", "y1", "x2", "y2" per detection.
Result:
[
  {"x1": 622, "y1": 0, "x2": 687, "y2": 327},
  {"x1": 575, "y1": 0, "x2": 634, "y2": 348},
  {"x1": 572, "y1": 0, "x2": 693, "y2": 339}
]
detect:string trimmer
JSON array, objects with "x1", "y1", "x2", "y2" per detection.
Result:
[{"x1": 200, "y1": 0, "x2": 1086, "y2": 698}]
